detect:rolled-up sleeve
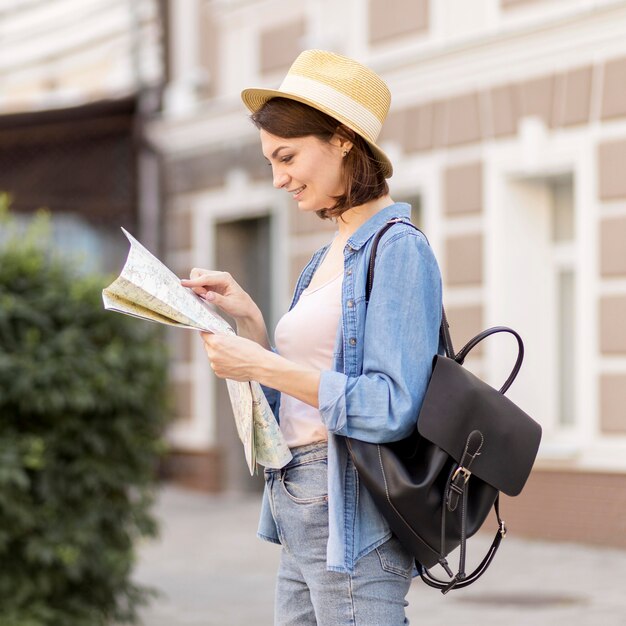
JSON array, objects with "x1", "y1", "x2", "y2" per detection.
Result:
[{"x1": 318, "y1": 231, "x2": 441, "y2": 443}]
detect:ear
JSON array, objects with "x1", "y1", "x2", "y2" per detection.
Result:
[{"x1": 330, "y1": 126, "x2": 355, "y2": 154}]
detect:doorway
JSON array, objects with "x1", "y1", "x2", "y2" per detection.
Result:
[{"x1": 214, "y1": 214, "x2": 272, "y2": 492}]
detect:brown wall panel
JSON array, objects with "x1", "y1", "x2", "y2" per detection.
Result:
[
  {"x1": 445, "y1": 93, "x2": 482, "y2": 146},
  {"x1": 489, "y1": 84, "x2": 519, "y2": 138},
  {"x1": 445, "y1": 234, "x2": 483, "y2": 286},
  {"x1": 369, "y1": 0, "x2": 428, "y2": 44},
  {"x1": 561, "y1": 66, "x2": 593, "y2": 127},
  {"x1": 500, "y1": 470, "x2": 626, "y2": 549},
  {"x1": 599, "y1": 295, "x2": 626, "y2": 354},
  {"x1": 378, "y1": 108, "x2": 406, "y2": 146},
  {"x1": 443, "y1": 162, "x2": 483, "y2": 215},
  {"x1": 432, "y1": 101, "x2": 448, "y2": 149},
  {"x1": 600, "y1": 217, "x2": 626, "y2": 276},
  {"x1": 552, "y1": 66, "x2": 593, "y2": 128},
  {"x1": 406, "y1": 103, "x2": 436, "y2": 152},
  {"x1": 445, "y1": 305, "x2": 484, "y2": 355},
  {"x1": 517, "y1": 75, "x2": 555, "y2": 127},
  {"x1": 598, "y1": 140, "x2": 626, "y2": 201},
  {"x1": 601, "y1": 56, "x2": 626, "y2": 120},
  {"x1": 600, "y1": 374, "x2": 626, "y2": 434},
  {"x1": 260, "y1": 19, "x2": 305, "y2": 74}
]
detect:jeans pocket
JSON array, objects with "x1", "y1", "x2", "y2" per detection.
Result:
[
  {"x1": 375, "y1": 535, "x2": 415, "y2": 579},
  {"x1": 280, "y1": 458, "x2": 328, "y2": 504}
]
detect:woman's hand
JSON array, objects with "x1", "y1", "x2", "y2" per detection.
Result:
[
  {"x1": 182, "y1": 269, "x2": 256, "y2": 320},
  {"x1": 182, "y1": 269, "x2": 269, "y2": 347},
  {"x1": 201, "y1": 333, "x2": 269, "y2": 382}
]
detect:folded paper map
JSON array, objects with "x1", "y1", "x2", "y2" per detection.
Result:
[{"x1": 102, "y1": 228, "x2": 292, "y2": 474}]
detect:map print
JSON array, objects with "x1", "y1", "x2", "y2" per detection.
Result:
[
  {"x1": 103, "y1": 228, "x2": 233, "y2": 334},
  {"x1": 102, "y1": 228, "x2": 291, "y2": 475},
  {"x1": 226, "y1": 379, "x2": 255, "y2": 473},
  {"x1": 251, "y1": 382, "x2": 292, "y2": 469}
]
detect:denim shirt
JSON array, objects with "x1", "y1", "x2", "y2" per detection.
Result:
[{"x1": 257, "y1": 202, "x2": 442, "y2": 574}]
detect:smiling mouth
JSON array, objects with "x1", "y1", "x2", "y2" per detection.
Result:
[{"x1": 289, "y1": 185, "x2": 306, "y2": 198}]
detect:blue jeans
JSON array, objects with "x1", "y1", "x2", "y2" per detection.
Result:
[{"x1": 265, "y1": 442, "x2": 413, "y2": 626}]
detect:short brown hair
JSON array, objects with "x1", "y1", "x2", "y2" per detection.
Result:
[{"x1": 250, "y1": 98, "x2": 389, "y2": 220}]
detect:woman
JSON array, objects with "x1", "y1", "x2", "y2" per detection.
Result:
[{"x1": 181, "y1": 50, "x2": 442, "y2": 625}]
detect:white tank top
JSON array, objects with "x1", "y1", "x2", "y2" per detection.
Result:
[{"x1": 274, "y1": 271, "x2": 343, "y2": 448}]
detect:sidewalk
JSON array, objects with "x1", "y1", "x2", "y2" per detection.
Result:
[{"x1": 131, "y1": 485, "x2": 626, "y2": 626}]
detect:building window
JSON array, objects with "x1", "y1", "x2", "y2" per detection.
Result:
[
  {"x1": 550, "y1": 177, "x2": 576, "y2": 426},
  {"x1": 496, "y1": 174, "x2": 577, "y2": 437}
]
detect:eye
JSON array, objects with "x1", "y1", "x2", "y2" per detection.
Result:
[{"x1": 280, "y1": 155, "x2": 293, "y2": 163}]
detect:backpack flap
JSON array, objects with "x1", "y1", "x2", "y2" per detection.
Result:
[{"x1": 417, "y1": 355, "x2": 542, "y2": 496}]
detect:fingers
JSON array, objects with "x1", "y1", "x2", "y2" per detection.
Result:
[
  {"x1": 201, "y1": 331, "x2": 222, "y2": 355},
  {"x1": 200, "y1": 330, "x2": 216, "y2": 344},
  {"x1": 203, "y1": 290, "x2": 226, "y2": 307},
  {"x1": 202, "y1": 334, "x2": 218, "y2": 370},
  {"x1": 202, "y1": 333, "x2": 229, "y2": 378},
  {"x1": 181, "y1": 269, "x2": 232, "y2": 288},
  {"x1": 188, "y1": 267, "x2": 225, "y2": 281},
  {"x1": 189, "y1": 267, "x2": 207, "y2": 279},
  {"x1": 181, "y1": 270, "x2": 236, "y2": 302}
]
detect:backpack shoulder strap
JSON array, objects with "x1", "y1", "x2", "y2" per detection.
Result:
[{"x1": 366, "y1": 219, "x2": 455, "y2": 358}]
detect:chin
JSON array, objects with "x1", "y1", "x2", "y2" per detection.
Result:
[{"x1": 297, "y1": 202, "x2": 316, "y2": 212}]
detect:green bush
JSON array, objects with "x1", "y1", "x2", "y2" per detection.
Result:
[{"x1": 0, "y1": 198, "x2": 169, "y2": 625}]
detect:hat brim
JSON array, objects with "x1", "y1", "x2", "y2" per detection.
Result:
[{"x1": 241, "y1": 87, "x2": 393, "y2": 178}]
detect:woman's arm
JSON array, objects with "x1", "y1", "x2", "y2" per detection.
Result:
[
  {"x1": 200, "y1": 333, "x2": 320, "y2": 407},
  {"x1": 234, "y1": 306, "x2": 271, "y2": 348}
]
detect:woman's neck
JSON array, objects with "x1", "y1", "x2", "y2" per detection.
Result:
[{"x1": 335, "y1": 194, "x2": 394, "y2": 241}]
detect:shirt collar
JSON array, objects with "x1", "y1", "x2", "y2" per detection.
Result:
[{"x1": 345, "y1": 202, "x2": 412, "y2": 251}]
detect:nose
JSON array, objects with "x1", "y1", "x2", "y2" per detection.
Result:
[{"x1": 272, "y1": 167, "x2": 289, "y2": 189}]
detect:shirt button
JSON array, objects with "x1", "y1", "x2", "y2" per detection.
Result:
[
  {"x1": 346, "y1": 269, "x2": 352, "y2": 276},
  {"x1": 349, "y1": 338, "x2": 357, "y2": 346},
  {"x1": 347, "y1": 299, "x2": 354, "y2": 308}
]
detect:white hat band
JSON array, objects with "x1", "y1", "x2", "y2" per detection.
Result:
[{"x1": 278, "y1": 74, "x2": 383, "y2": 142}]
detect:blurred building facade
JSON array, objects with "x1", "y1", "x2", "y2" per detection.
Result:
[
  {"x1": 0, "y1": 0, "x2": 164, "y2": 271},
  {"x1": 157, "y1": 0, "x2": 626, "y2": 547}
]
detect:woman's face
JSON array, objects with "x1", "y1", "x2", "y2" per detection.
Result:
[{"x1": 260, "y1": 129, "x2": 350, "y2": 212}]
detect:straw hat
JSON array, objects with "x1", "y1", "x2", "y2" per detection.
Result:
[{"x1": 241, "y1": 49, "x2": 393, "y2": 178}]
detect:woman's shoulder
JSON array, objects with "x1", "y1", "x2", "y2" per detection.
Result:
[
  {"x1": 372, "y1": 221, "x2": 441, "y2": 281},
  {"x1": 376, "y1": 221, "x2": 431, "y2": 255}
]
